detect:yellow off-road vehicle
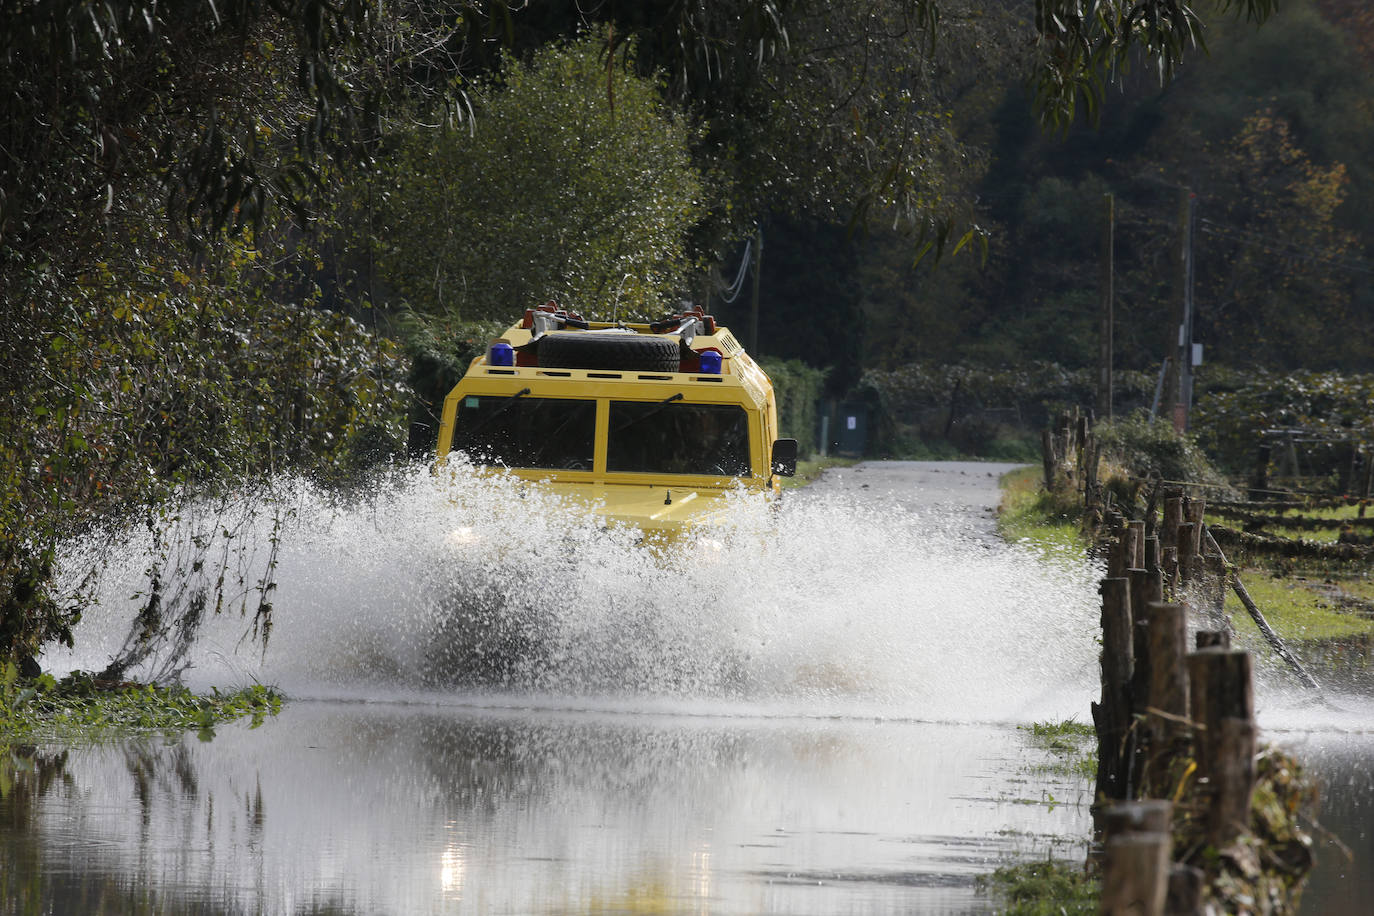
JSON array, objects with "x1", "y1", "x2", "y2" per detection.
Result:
[{"x1": 435, "y1": 303, "x2": 798, "y2": 543}]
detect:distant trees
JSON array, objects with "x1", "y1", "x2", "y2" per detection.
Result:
[
  {"x1": 1199, "y1": 111, "x2": 1360, "y2": 367},
  {"x1": 846, "y1": 0, "x2": 1374, "y2": 378}
]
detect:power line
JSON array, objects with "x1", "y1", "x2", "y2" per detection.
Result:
[{"x1": 717, "y1": 236, "x2": 753, "y2": 304}]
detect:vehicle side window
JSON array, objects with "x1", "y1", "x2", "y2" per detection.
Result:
[
  {"x1": 453, "y1": 396, "x2": 596, "y2": 470},
  {"x1": 607, "y1": 402, "x2": 752, "y2": 477}
]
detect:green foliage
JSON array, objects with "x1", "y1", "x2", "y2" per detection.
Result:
[
  {"x1": 399, "y1": 314, "x2": 510, "y2": 453},
  {"x1": 868, "y1": 0, "x2": 1374, "y2": 382},
  {"x1": 997, "y1": 466, "x2": 1087, "y2": 557},
  {"x1": 860, "y1": 361, "x2": 1158, "y2": 457},
  {"x1": 1030, "y1": 0, "x2": 1279, "y2": 129},
  {"x1": 1094, "y1": 410, "x2": 1230, "y2": 488},
  {"x1": 758, "y1": 357, "x2": 828, "y2": 459},
  {"x1": 977, "y1": 859, "x2": 1099, "y2": 915},
  {"x1": 1193, "y1": 369, "x2": 1374, "y2": 471},
  {"x1": 1, "y1": 665, "x2": 281, "y2": 741},
  {"x1": 734, "y1": 2, "x2": 987, "y2": 251},
  {"x1": 0, "y1": 0, "x2": 388, "y2": 254},
  {"x1": 1224, "y1": 574, "x2": 1374, "y2": 643},
  {"x1": 368, "y1": 35, "x2": 706, "y2": 323},
  {"x1": 1, "y1": 232, "x2": 410, "y2": 668},
  {"x1": 1021, "y1": 719, "x2": 1098, "y2": 781},
  {"x1": 866, "y1": 362, "x2": 1156, "y2": 421}
]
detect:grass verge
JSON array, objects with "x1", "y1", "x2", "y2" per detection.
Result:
[
  {"x1": 1225, "y1": 573, "x2": 1374, "y2": 644},
  {"x1": 2, "y1": 664, "x2": 282, "y2": 743},
  {"x1": 781, "y1": 455, "x2": 858, "y2": 489},
  {"x1": 996, "y1": 466, "x2": 1085, "y2": 554}
]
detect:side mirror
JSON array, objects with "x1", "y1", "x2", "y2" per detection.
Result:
[{"x1": 770, "y1": 438, "x2": 799, "y2": 477}]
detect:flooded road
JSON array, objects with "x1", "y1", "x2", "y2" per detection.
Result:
[
  {"x1": 6, "y1": 461, "x2": 1369, "y2": 912},
  {"x1": 3, "y1": 702, "x2": 1091, "y2": 914}
]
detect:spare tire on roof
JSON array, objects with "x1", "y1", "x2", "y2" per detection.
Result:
[{"x1": 537, "y1": 331, "x2": 681, "y2": 372}]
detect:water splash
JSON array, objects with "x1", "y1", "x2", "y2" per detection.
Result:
[{"x1": 45, "y1": 462, "x2": 1104, "y2": 723}]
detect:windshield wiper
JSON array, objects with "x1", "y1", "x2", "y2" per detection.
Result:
[
  {"x1": 459, "y1": 388, "x2": 532, "y2": 438},
  {"x1": 612, "y1": 392, "x2": 684, "y2": 434}
]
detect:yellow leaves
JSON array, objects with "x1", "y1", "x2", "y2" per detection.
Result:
[{"x1": 1292, "y1": 161, "x2": 1348, "y2": 224}]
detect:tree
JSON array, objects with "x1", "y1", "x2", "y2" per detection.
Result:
[
  {"x1": 1029, "y1": 0, "x2": 1280, "y2": 127},
  {"x1": 0, "y1": 233, "x2": 410, "y2": 672},
  {"x1": 368, "y1": 36, "x2": 706, "y2": 323},
  {"x1": 1196, "y1": 111, "x2": 1359, "y2": 368}
]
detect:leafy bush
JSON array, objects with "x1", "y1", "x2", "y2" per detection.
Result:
[
  {"x1": 863, "y1": 361, "x2": 1157, "y2": 432},
  {"x1": 759, "y1": 358, "x2": 828, "y2": 458},
  {"x1": 978, "y1": 860, "x2": 1098, "y2": 915},
  {"x1": 1094, "y1": 410, "x2": 1231, "y2": 491},
  {"x1": 1193, "y1": 369, "x2": 1374, "y2": 472},
  {"x1": 1, "y1": 238, "x2": 410, "y2": 670},
  {"x1": 397, "y1": 313, "x2": 510, "y2": 455},
  {"x1": 1, "y1": 664, "x2": 281, "y2": 739},
  {"x1": 370, "y1": 35, "x2": 706, "y2": 323}
]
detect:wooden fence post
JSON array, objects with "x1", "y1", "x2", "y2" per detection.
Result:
[
  {"x1": 1042, "y1": 430, "x2": 1057, "y2": 491},
  {"x1": 1129, "y1": 568, "x2": 1164, "y2": 724},
  {"x1": 1129, "y1": 520, "x2": 1146, "y2": 569},
  {"x1": 1145, "y1": 602, "x2": 1190, "y2": 795},
  {"x1": 1095, "y1": 577, "x2": 1136, "y2": 803},
  {"x1": 1144, "y1": 535, "x2": 1161, "y2": 574},
  {"x1": 1162, "y1": 494, "x2": 1184, "y2": 554},
  {"x1": 1109, "y1": 521, "x2": 1136, "y2": 579},
  {"x1": 1167, "y1": 863, "x2": 1205, "y2": 916},
  {"x1": 1213, "y1": 716, "x2": 1258, "y2": 850},
  {"x1": 1186, "y1": 649, "x2": 1256, "y2": 851},
  {"x1": 1100, "y1": 801, "x2": 1173, "y2": 916},
  {"x1": 1196, "y1": 630, "x2": 1230, "y2": 650},
  {"x1": 1176, "y1": 523, "x2": 1196, "y2": 583},
  {"x1": 1186, "y1": 498, "x2": 1206, "y2": 561}
]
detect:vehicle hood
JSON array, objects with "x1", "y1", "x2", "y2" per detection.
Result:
[{"x1": 553, "y1": 481, "x2": 736, "y2": 540}]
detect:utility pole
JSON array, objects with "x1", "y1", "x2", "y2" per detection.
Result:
[
  {"x1": 749, "y1": 226, "x2": 763, "y2": 355},
  {"x1": 1166, "y1": 188, "x2": 1196, "y2": 433},
  {"x1": 1181, "y1": 192, "x2": 1198, "y2": 428},
  {"x1": 1098, "y1": 192, "x2": 1115, "y2": 421}
]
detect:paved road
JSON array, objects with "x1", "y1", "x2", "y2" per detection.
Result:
[{"x1": 804, "y1": 459, "x2": 1027, "y2": 543}]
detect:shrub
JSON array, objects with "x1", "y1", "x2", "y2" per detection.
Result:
[
  {"x1": 759, "y1": 357, "x2": 828, "y2": 458},
  {"x1": 1095, "y1": 410, "x2": 1232, "y2": 493}
]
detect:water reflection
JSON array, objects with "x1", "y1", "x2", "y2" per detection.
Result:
[
  {"x1": 1268, "y1": 718, "x2": 1374, "y2": 916},
  {"x1": 3, "y1": 701, "x2": 1092, "y2": 915}
]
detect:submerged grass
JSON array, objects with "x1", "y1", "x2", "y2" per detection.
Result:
[
  {"x1": 1020, "y1": 719, "x2": 1098, "y2": 781},
  {"x1": 977, "y1": 859, "x2": 1099, "y2": 915},
  {"x1": 1, "y1": 664, "x2": 281, "y2": 743}
]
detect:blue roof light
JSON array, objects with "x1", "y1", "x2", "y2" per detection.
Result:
[
  {"x1": 490, "y1": 342, "x2": 515, "y2": 367},
  {"x1": 699, "y1": 350, "x2": 723, "y2": 374}
]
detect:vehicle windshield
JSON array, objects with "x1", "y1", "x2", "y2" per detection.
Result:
[
  {"x1": 607, "y1": 401, "x2": 751, "y2": 477},
  {"x1": 452, "y1": 396, "x2": 596, "y2": 470}
]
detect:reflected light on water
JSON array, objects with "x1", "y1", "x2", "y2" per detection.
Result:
[
  {"x1": 693, "y1": 845, "x2": 712, "y2": 914},
  {"x1": 439, "y1": 839, "x2": 466, "y2": 899}
]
